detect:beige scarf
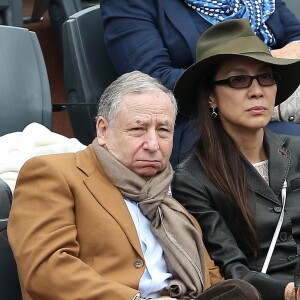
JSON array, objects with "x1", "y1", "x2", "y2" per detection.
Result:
[{"x1": 92, "y1": 139, "x2": 204, "y2": 299}]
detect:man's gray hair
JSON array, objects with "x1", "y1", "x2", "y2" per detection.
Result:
[{"x1": 96, "y1": 71, "x2": 178, "y2": 123}]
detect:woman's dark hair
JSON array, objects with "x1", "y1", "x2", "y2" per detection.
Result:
[
  {"x1": 294, "y1": 258, "x2": 300, "y2": 292},
  {"x1": 194, "y1": 64, "x2": 259, "y2": 255}
]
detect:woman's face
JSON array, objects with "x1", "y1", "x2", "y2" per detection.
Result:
[{"x1": 209, "y1": 56, "x2": 277, "y2": 136}]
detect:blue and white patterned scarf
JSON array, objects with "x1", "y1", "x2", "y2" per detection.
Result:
[{"x1": 185, "y1": 0, "x2": 276, "y2": 48}]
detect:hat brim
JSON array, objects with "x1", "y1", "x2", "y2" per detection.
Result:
[{"x1": 174, "y1": 53, "x2": 300, "y2": 118}]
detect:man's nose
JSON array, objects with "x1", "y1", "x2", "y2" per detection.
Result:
[{"x1": 143, "y1": 133, "x2": 159, "y2": 152}]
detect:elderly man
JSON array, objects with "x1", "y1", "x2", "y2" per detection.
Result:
[{"x1": 8, "y1": 71, "x2": 260, "y2": 300}]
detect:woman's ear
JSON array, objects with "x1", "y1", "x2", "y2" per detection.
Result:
[
  {"x1": 208, "y1": 95, "x2": 217, "y2": 108},
  {"x1": 96, "y1": 117, "x2": 109, "y2": 146}
]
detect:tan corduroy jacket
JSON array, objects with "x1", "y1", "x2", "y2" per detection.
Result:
[{"x1": 8, "y1": 145, "x2": 223, "y2": 300}]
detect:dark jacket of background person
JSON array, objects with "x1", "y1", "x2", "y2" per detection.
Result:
[
  {"x1": 171, "y1": 129, "x2": 300, "y2": 300},
  {"x1": 101, "y1": 0, "x2": 300, "y2": 91}
]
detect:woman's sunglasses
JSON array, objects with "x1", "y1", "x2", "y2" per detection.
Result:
[{"x1": 212, "y1": 71, "x2": 281, "y2": 89}]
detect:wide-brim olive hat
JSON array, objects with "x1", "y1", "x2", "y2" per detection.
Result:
[{"x1": 174, "y1": 18, "x2": 300, "y2": 117}]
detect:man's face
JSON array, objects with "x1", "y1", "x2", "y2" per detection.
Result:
[{"x1": 96, "y1": 91, "x2": 175, "y2": 178}]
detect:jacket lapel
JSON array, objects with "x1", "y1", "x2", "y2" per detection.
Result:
[
  {"x1": 265, "y1": 130, "x2": 290, "y2": 197},
  {"x1": 163, "y1": 0, "x2": 200, "y2": 61},
  {"x1": 243, "y1": 130, "x2": 290, "y2": 205},
  {"x1": 75, "y1": 145, "x2": 143, "y2": 258}
]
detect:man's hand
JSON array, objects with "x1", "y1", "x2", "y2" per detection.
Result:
[{"x1": 271, "y1": 42, "x2": 300, "y2": 59}]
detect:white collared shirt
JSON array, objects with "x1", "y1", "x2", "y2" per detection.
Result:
[{"x1": 125, "y1": 198, "x2": 172, "y2": 298}]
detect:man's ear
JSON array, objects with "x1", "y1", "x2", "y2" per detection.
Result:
[{"x1": 96, "y1": 117, "x2": 109, "y2": 146}]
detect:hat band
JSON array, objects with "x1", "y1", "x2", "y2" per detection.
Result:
[{"x1": 197, "y1": 36, "x2": 271, "y2": 61}]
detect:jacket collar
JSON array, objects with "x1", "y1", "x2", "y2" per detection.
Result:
[
  {"x1": 163, "y1": 0, "x2": 200, "y2": 61},
  {"x1": 75, "y1": 145, "x2": 143, "y2": 257},
  {"x1": 243, "y1": 129, "x2": 290, "y2": 204}
]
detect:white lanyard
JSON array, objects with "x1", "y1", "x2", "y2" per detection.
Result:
[{"x1": 261, "y1": 179, "x2": 287, "y2": 273}]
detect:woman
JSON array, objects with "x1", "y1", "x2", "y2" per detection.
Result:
[
  {"x1": 171, "y1": 19, "x2": 300, "y2": 300},
  {"x1": 101, "y1": 0, "x2": 300, "y2": 166}
]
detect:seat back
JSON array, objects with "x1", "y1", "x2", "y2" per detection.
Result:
[
  {"x1": 0, "y1": 223, "x2": 22, "y2": 300},
  {"x1": 0, "y1": 179, "x2": 22, "y2": 299},
  {"x1": 49, "y1": 0, "x2": 83, "y2": 50},
  {"x1": 48, "y1": 0, "x2": 99, "y2": 51},
  {"x1": 63, "y1": 5, "x2": 118, "y2": 145},
  {"x1": 0, "y1": 25, "x2": 52, "y2": 136},
  {"x1": 0, "y1": 179, "x2": 11, "y2": 220},
  {"x1": 0, "y1": 0, "x2": 22, "y2": 26}
]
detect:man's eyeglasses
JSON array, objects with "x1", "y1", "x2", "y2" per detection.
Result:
[{"x1": 212, "y1": 72, "x2": 281, "y2": 89}]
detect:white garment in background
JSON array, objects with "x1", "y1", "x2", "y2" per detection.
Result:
[{"x1": 0, "y1": 123, "x2": 87, "y2": 192}]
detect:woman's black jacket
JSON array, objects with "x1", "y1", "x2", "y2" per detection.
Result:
[{"x1": 172, "y1": 130, "x2": 300, "y2": 300}]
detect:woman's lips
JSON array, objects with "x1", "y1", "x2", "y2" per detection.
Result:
[{"x1": 247, "y1": 106, "x2": 267, "y2": 114}]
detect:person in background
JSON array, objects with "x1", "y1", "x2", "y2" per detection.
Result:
[
  {"x1": 101, "y1": 0, "x2": 300, "y2": 167},
  {"x1": 171, "y1": 19, "x2": 300, "y2": 300},
  {"x1": 8, "y1": 71, "x2": 261, "y2": 300}
]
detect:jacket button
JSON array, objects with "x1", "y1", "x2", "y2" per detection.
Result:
[
  {"x1": 279, "y1": 232, "x2": 288, "y2": 241},
  {"x1": 274, "y1": 206, "x2": 282, "y2": 213},
  {"x1": 288, "y1": 255, "x2": 296, "y2": 261},
  {"x1": 134, "y1": 259, "x2": 144, "y2": 268},
  {"x1": 288, "y1": 116, "x2": 295, "y2": 122}
]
